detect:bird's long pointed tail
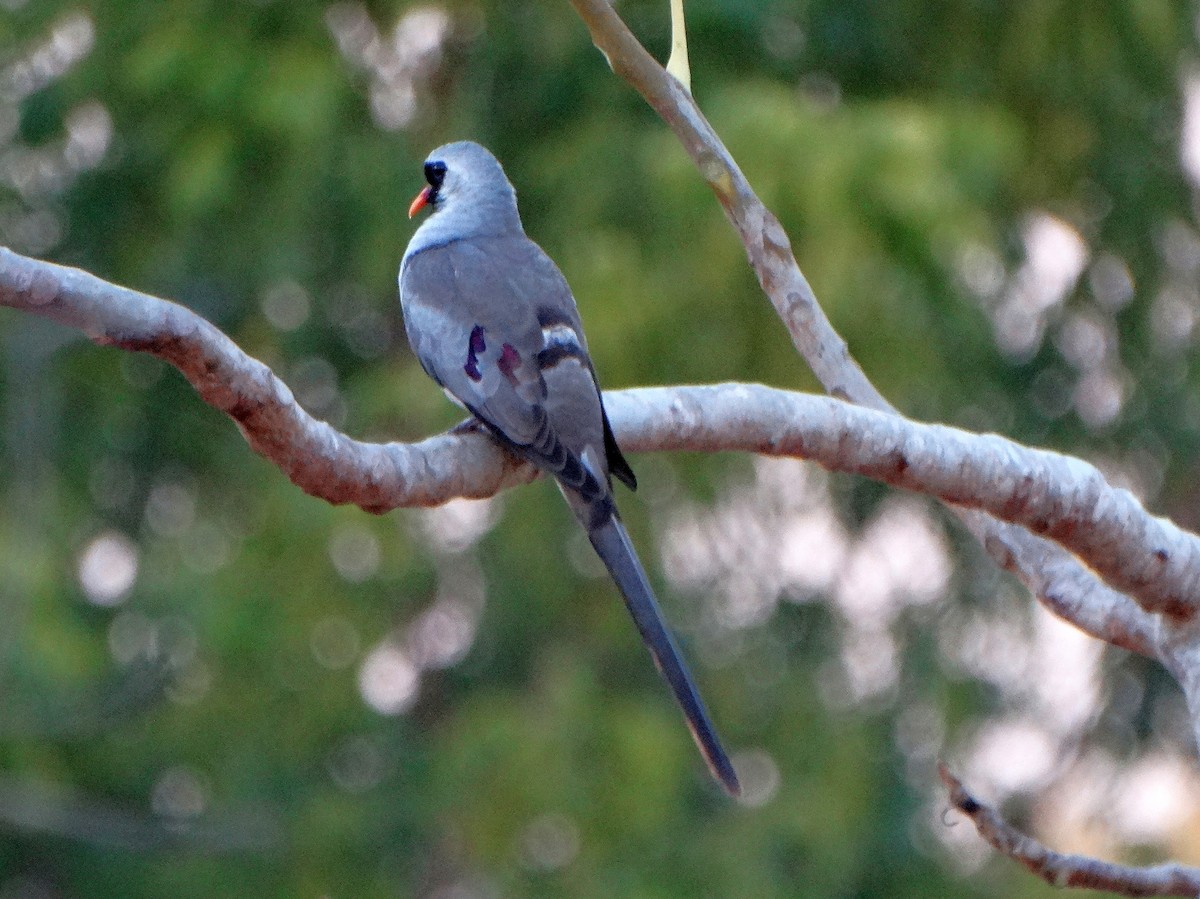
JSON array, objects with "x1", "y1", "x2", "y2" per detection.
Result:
[{"x1": 588, "y1": 513, "x2": 740, "y2": 796}]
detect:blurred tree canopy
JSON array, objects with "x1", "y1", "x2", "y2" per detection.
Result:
[{"x1": 1, "y1": 1, "x2": 1199, "y2": 896}]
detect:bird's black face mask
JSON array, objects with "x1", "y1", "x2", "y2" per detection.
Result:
[
  {"x1": 422, "y1": 161, "x2": 448, "y2": 207},
  {"x1": 408, "y1": 160, "x2": 448, "y2": 218}
]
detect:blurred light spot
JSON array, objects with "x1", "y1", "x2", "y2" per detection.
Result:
[
  {"x1": 895, "y1": 702, "x2": 944, "y2": 764},
  {"x1": 1028, "y1": 605, "x2": 1103, "y2": 733},
  {"x1": 733, "y1": 749, "x2": 781, "y2": 808},
  {"x1": 798, "y1": 72, "x2": 841, "y2": 111},
  {"x1": 835, "y1": 498, "x2": 949, "y2": 623},
  {"x1": 325, "y1": 1, "x2": 375, "y2": 59},
  {"x1": 1111, "y1": 752, "x2": 1200, "y2": 843},
  {"x1": 777, "y1": 509, "x2": 847, "y2": 594},
  {"x1": 261, "y1": 279, "x2": 311, "y2": 332},
  {"x1": 156, "y1": 616, "x2": 198, "y2": 668},
  {"x1": 395, "y1": 6, "x2": 451, "y2": 57},
  {"x1": 519, "y1": 813, "x2": 580, "y2": 871},
  {"x1": 662, "y1": 460, "x2": 849, "y2": 631},
  {"x1": 991, "y1": 303, "x2": 1044, "y2": 359},
  {"x1": 761, "y1": 14, "x2": 804, "y2": 61},
  {"x1": 1072, "y1": 367, "x2": 1125, "y2": 429},
  {"x1": 1157, "y1": 220, "x2": 1200, "y2": 274},
  {"x1": 108, "y1": 610, "x2": 156, "y2": 664},
  {"x1": 326, "y1": 734, "x2": 386, "y2": 793},
  {"x1": 407, "y1": 596, "x2": 478, "y2": 669},
  {"x1": 1054, "y1": 311, "x2": 1111, "y2": 372},
  {"x1": 2, "y1": 209, "x2": 60, "y2": 253},
  {"x1": 1151, "y1": 283, "x2": 1199, "y2": 352},
  {"x1": 930, "y1": 795, "x2": 992, "y2": 873},
  {"x1": 151, "y1": 766, "x2": 207, "y2": 820},
  {"x1": 327, "y1": 282, "x2": 393, "y2": 358},
  {"x1": 1087, "y1": 254, "x2": 1134, "y2": 311},
  {"x1": 145, "y1": 482, "x2": 195, "y2": 537},
  {"x1": 990, "y1": 213, "x2": 1088, "y2": 358},
  {"x1": 419, "y1": 498, "x2": 498, "y2": 553},
  {"x1": 941, "y1": 606, "x2": 1033, "y2": 691},
  {"x1": 326, "y1": 3, "x2": 451, "y2": 132},
  {"x1": 62, "y1": 101, "x2": 111, "y2": 170},
  {"x1": 956, "y1": 243, "x2": 1005, "y2": 300},
  {"x1": 371, "y1": 81, "x2": 416, "y2": 132},
  {"x1": 311, "y1": 615, "x2": 361, "y2": 670},
  {"x1": 955, "y1": 394, "x2": 1016, "y2": 434},
  {"x1": 839, "y1": 626, "x2": 899, "y2": 702},
  {"x1": 358, "y1": 642, "x2": 419, "y2": 715},
  {"x1": 1, "y1": 11, "x2": 94, "y2": 103},
  {"x1": 329, "y1": 522, "x2": 381, "y2": 582},
  {"x1": 1019, "y1": 213, "x2": 1089, "y2": 309},
  {"x1": 77, "y1": 530, "x2": 138, "y2": 605},
  {"x1": 1092, "y1": 447, "x2": 1167, "y2": 504},
  {"x1": 1032, "y1": 749, "x2": 1117, "y2": 852},
  {"x1": 967, "y1": 717, "x2": 1056, "y2": 795}
]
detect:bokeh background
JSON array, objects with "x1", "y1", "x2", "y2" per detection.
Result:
[{"x1": 1, "y1": 1, "x2": 1199, "y2": 895}]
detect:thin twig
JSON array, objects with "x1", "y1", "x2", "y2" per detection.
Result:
[
  {"x1": 569, "y1": 0, "x2": 886, "y2": 407},
  {"x1": 939, "y1": 763, "x2": 1200, "y2": 896}
]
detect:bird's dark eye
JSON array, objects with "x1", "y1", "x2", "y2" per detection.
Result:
[{"x1": 424, "y1": 161, "x2": 447, "y2": 189}]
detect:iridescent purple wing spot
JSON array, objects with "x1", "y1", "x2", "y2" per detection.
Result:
[
  {"x1": 498, "y1": 343, "x2": 522, "y2": 385},
  {"x1": 464, "y1": 325, "x2": 486, "y2": 381}
]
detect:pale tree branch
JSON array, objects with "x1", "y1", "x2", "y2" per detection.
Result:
[
  {"x1": 0, "y1": 246, "x2": 1174, "y2": 662},
  {"x1": 938, "y1": 763, "x2": 1200, "y2": 897},
  {"x1": 0, "y1": 246, "x2": 538, "y2": 512},
  {"x1": 614, "y1": 387, "x2": 1200, "y2": 623}
]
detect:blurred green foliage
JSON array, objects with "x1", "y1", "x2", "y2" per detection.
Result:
[{"x1": 1, "y1": 0, "x2": 1198, "y2": 896}]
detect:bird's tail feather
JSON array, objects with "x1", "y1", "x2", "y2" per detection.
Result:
[{"x1": 588, "y1": 513, "x2": 740, "y2": 796}]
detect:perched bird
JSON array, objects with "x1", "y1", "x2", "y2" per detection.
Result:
[{"x1": 399, "y1": 141, "x2": 738, "y2": 796}]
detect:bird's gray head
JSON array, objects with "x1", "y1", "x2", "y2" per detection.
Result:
[{"x1": 405, "y1": 141, "x2": 524, "y2": 250}]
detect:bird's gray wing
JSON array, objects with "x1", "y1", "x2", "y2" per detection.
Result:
[{"x1": 400, "y1": 236, "x2": 611, "y2": 502}]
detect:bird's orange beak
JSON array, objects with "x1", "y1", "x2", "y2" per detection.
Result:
[{"x1": 408, "y1": 186, "x2": 432, "y2": 219}]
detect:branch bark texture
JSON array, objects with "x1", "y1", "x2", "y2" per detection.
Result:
[{"x1": 939, "y1": 763, "x2": 1200, "y2": 896}]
